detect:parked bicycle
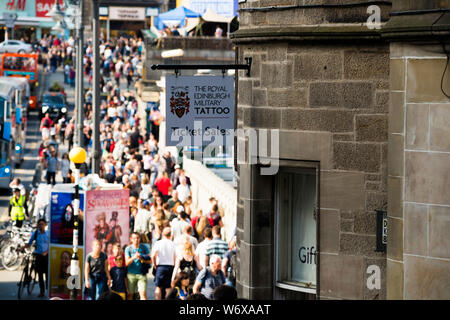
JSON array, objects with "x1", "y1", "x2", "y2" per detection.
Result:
[
  {"x1": 0, "y1": 222, "x2": 33, "y2": 271},
  {"x1": 17, "y1": 248, "x2": 38, "y2": 299},
  {"x1": 27, "y1": 183, "x2": 38, "y2": 223}
]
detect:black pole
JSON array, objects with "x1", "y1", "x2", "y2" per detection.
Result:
[
  {"x1": 70, "y1": 162, "x2": 81, "y2": 300},
  {"x1": 150, "y1": 57, "x2": 252, "y2": 76}
]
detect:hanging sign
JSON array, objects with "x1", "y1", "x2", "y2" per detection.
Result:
[
  {"x1": 109, "y1": 7, "x2": 146, "y2": 21},
  {"x1": 165, "y1": 75, "x2": 235, "y2": 147}
]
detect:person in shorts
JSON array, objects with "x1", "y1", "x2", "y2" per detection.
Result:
[
  {"x1": 151, "y1": 227, "x2": 176, "y2": 300},
  {"x1": 124, "y1": 232, "x2": 150, "y2": 300},
  {"x1": 110, "y1": 255, "x2": 128, "y2": 300}
]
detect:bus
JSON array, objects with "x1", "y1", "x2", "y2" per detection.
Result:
[
  {"x1": 0, "y1": 53, "x2": 39, "y2": 110},
  {"x1": 0, "y1": 76, "x2": 29, "y2": 165},
  {"x1": 0, "y1": 83, "x2": 15, "y2": 189}
]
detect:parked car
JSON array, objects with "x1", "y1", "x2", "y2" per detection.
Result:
[
  {"x1": 39, "y1": 92, "x2": 68, "y2": 120},
  {"x1": 0, "y1": 40, "x2": 33, "y2": 53}
]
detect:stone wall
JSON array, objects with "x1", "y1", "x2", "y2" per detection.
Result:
[
  {"x1": 235, "y1": 41, "x2": 390, "y2": 299},
  {"x1": 387, "y1": 43, "x2": 450, "y2": 300}
]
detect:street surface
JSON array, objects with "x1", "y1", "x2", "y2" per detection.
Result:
[{"x1": 0, "y1": 65, "x2": 156, "y2": 300}]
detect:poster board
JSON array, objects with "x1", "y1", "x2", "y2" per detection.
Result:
[
  {"x1": 50, "y1": 191, "x2": 85, "y2": 245},
  {"x1": 84, "y1": 189, "x2": 130, "y2": 256},
  {"x1": 48, "y1": 186, "x2": 86, "y2": 299},
  {"x1": 48, "y1": 245, "x2": 84, "y2": 300}
]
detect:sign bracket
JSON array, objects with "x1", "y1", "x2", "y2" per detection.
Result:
[{"x1": 151, "y1": 57, "x2": 252, "y2": 77}]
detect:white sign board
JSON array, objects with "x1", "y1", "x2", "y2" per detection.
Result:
[
  {"x1": 146, "y1": 7, "x2": 159, "y2": 17},
  {"x1": 109, "y1": 7, "x2": 146, "y2": 21},
  {"x1": 165, "y1": 75, "x2": 234, "y2": 147}
]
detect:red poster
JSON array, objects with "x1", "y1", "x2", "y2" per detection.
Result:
[
  {"x1": 85, "y1": 189, "x2": 130, "y2": 256},
  {"x1": 36, "y1": 0, "x2": 64, "y2": 18}
]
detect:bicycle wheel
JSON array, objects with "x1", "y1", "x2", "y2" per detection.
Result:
[
  {"x1": 1, "y1": 241, "x2": 23, "y2": 271},
  {"x1": 18, "y1": 265, "x2": 28, "y2": 300},
  {"x1": 28, "y1": 262, "x2": 38, "y2": 294}
]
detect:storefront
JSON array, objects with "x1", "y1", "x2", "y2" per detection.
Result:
[
  {"x1": 97, "y1": 1, "x2": 160, "y2": 40},
  {"x1": 0, "y1": 0, "x2": 67, "y2": 43}
]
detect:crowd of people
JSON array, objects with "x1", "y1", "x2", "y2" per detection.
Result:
[{"x1": 9, "y1": 33, "x2": 237, "y2": 301}]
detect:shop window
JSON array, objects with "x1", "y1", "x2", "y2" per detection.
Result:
[{"x1": 275, "y1": 166, "x2": 319, "y2": 296}]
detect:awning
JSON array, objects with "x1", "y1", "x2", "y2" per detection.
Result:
[
  {"x1": 201, "y1": 8, "x2": 235, "y2": 24},
  {"x1": 154, "y1": 6, "x2": 200, "y2": 30}
]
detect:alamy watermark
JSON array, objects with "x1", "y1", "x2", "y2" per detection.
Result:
[
  {"x1": 170, "y1": 121, "x2": 280, "y2": 176},
  {"x1": 366, "y1": 5, "x2": 381, "y2": 30}
]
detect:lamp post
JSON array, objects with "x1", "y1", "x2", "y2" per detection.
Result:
[
  {"x1": 91, "y1": 0, "x2": 101, "y2": 174},
  {"x1": 68, "y1": 146, "x2": 87, "y2": 300},
  {"x1": 66, "y1": 0, "x2": 84, "y2": 148}
]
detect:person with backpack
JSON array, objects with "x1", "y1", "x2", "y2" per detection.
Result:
[
  {"x1": 192, "y1": 254, "x2": 226, "y2": 300},
  {"x1": 222, "y1": 236, "x2": 237, "y2": 288}
]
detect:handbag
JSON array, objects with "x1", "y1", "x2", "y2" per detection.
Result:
[{"x1": 140, "y1": 251, "x2": 152, "y2": 275}]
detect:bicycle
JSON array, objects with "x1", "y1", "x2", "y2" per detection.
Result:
[
  {"x1": 0, "y1": 222, "x2": 33, "y2": 271},
  {"x1": 17, "y1": 249, "x2": 38, "y2": 300}
]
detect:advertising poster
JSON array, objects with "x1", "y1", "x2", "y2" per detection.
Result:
[
  {"x1": 84, "y1": 189, "x2": 130, "y2": 256},
  {"x1": 50, "y1": 191, "x2": 85, "y2": 246},
  {"x1": 48, "y1": 246, "x2": 84, "y2": 300},
  {"x1": 36, "y1": 0, "x2": 65, "y2": 18},
  {"x1": 165, "y1": 75, "x2": 235, "y2": 147}
]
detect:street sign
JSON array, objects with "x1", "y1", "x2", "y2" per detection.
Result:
[
  {"x1": 165, "y1": 75, "x2": 235, "y2": 147},
  {"x1": 3, "y1": 12, "x2": 17, "y2": 28}
]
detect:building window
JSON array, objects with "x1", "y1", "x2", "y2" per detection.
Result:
[{"x1": 275, "y1": 166, "x2": 318, "y2": 295}]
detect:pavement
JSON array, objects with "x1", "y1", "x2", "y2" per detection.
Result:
[{"x1": 0, "y1": 63, "x2": 157, "y2": 300}]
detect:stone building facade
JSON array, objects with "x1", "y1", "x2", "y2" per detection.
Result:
[{"x1": 232, "y1": 0, "x2": 450, "y2": 300}]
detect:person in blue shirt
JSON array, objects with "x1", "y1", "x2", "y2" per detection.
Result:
[
  {"x1": 124, "y1": 232, "x2": 151, "y2": 300},
  {"x1": 25, "y1": 218, "x2": 49, "y2": 298}
]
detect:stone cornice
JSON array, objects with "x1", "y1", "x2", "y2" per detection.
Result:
[
  {"x1": 231, "y1": 12, "x2": 450, "y2": 44},
  {"x1": 231, "y1": 24, "x2": 384, "y2": 44}
]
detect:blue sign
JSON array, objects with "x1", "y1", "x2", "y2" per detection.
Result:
[
  {"x1": 0, "y1": 165, "x2": 11, "y2": 178},
  {"x1": 15, "y1": 107, "x2": 21, "y2": 124},
  {"x1": 50, "y1": 191, "x2": 85, "y2": 245},
  {"x1": 2, "y1": 121, "x2": 11, "y2": 141}
]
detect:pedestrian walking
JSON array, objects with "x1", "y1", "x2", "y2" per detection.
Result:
[
  {"x1": 127, "y1": 68, "x2": 133, "y2": 89},
  {"x1": 24, "y1": 219, "x2": 49, "y2": 298},
  {"x1": 192, "y1": 254, "x2": 226, "y2": 300},
  {"x1": 151, "y1": 227, "x2": 176, "y2": 300},
  {"x1": 44, "y1": 148, "x2": 58, "y2": 185},
  {"x1": 124, "y1": 232, "x2": 151, "y2": 300},
  {"x1": 85, "y1": 239, "x2": 111, "y2": 300},
  {"x1": 222, "y1": 236, "x2": 237, "y2": 288},
  {"x1": 166, "y1": 271, "x2": 192, "y2": 300},
  {"x1": 109, "y1": 255, "x2": 128, "y2": 300},
  {"x1": 204, "y1": 226, "x2": 229, "y2": 265},
  {"x1": 172, "y1": 240, "x2": 202, "y2": 289},
  {"x1": 60, "y1": 153, "x2": 71, "y2": 183}
]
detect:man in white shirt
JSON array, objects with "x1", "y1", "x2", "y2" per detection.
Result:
[
  {"x1": 175, "y1": 176, "x2": 191, "y2": 203},
  {"x1": 151, "y1": 227, "x2": 176, "y2": 300},
  {"x1": 134, "y1": 200, "x2": 151, "y2": 239},
  {"x1": 104, "y1": 46, "x2": 112, "y2": 59},
  {"x1": 195, "y1": 227, "x2": 213, "y2": 270},
  {"x1": 171, "y1": 207, "x2": 191, "y2": 240},
  {"x1": 115, "y1": 58, "x2": 124, "y2": 74},
  {"x1": 67, "y1": 36, "x2": 75, "y2": 47}
]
